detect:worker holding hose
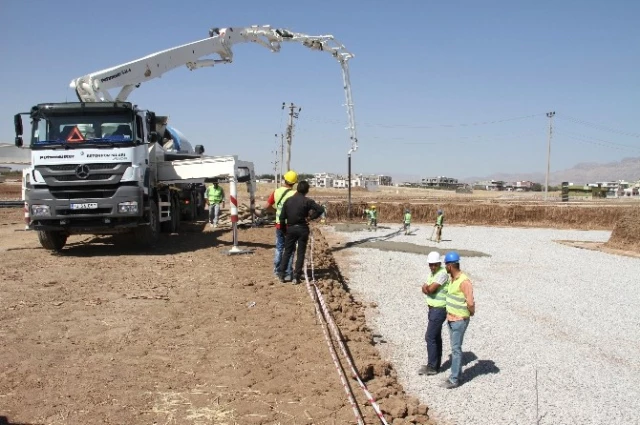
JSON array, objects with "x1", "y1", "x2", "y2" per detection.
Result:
[
  {"x1": 442, "y1": 251, "x2": 475, "y2": 389},
  {"x1": 403, "y1": 208, "x2": 412, "y2": 235},
  {"x1": 434, "y1": 209, "x2": 444, "y2": 242},
  {"x1": 418, "y1": 251, "x2": 450, "y2": 376}
]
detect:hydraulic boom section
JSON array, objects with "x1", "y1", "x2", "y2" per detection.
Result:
[{"x1": 69, "y1": 25, "x2": 358, "y2": 152}]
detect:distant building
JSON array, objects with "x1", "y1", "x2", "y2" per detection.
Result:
[
  {"x1": 473, "y1": 180, "x2": 505, "y2": 191},
  {"x1": 420, "y1": 176, "x2": 459, "y2": 189}
]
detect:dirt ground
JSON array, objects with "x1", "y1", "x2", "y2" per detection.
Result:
[{"x1": 0, "y1": 207, "x2": 431, "y2": 425}]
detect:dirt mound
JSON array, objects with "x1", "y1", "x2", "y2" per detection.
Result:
[
  {"x1": 310, "y1": 227, "x2": 433, "y2": 424},
  {"x1": 327, "y1": 201, "x2": 632, "y2": 230},
  {"x1": 604, "y1": 208, "x2": 640, "y2": 252}
]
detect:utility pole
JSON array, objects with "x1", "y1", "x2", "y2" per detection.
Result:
[
  {"x1": 282, "y1": 102, "x2": 301, "y2": 171},
  {"x1": 279, "y1": 133, "x2": 284, "y2": 178},
  {"x1": 545, "y1": 111, "x2": 555, "y2": 201},
  {"x1": 272, "y1": 133, "x2": 280, "y2": 190}
]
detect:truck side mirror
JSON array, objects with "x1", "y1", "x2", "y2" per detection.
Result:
[
  {"x1": 14, "y1": 114, "x2": 23, "y2": 136},
  {"x1": 195, "y1": 145, "x2": 205, "y2": 155},
  {"x1": 14, "y1": 114, "x2": 24, "y2": 147},
  {"x1": 147, "y1": 112, "x2": 156, "y2": 130},
  {"x1": 147, "y1": 131, "x2": 158, "y2": 143}
]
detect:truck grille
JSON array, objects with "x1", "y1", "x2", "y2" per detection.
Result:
[
  {"x1": 35, "y1": 162, "x2": 131, "y2": 187},
  {"x1": 49, "y1": 186, "x2": 118, "y2": 200}
]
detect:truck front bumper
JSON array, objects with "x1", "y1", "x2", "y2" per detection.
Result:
[{"x1": 26, "y1": 185, "x2": 145, "y2": 232}]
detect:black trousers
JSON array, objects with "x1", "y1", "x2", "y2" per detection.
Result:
[{"x1": 279, "y1": 225, "x2": 310, "y2": 278}]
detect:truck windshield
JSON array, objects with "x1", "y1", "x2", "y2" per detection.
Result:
[{"x1": 31, "y1": 114, "x2": 137, "y2": 148}]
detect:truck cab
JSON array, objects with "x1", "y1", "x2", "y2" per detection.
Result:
[{"x1": 14, "y1": 101, "x2": 248, "y2": 252}]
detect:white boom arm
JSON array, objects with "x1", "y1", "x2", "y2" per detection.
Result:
[{"x1": 70, "y1": 25, "x2": 358, "y2": 152}]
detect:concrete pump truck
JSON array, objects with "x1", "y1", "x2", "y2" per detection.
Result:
[{"x1": 13, "y1": 25, "x2": 358, "y2": 252}]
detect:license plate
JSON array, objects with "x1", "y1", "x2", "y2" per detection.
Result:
[{"x1": 70, "y1": 203, "x2": 98, "y2": 210}]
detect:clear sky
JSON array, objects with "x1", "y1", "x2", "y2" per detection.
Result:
[{"x1": 1, "y1": 0, "x2": 638, "y2": 181}]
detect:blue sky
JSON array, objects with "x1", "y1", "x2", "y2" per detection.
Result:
[{"x1": 1, "y1": 0, "x2": 638, "y2": 180}]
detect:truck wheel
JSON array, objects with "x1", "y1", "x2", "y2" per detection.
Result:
[
  {"x1": 135, "y1": 199, "x2": 159, "y2": 247},
  {"x1": 37, "y1": 230, "x2": 67, "y2": 252}
]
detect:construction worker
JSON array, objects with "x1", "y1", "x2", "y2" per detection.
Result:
[
  {"x1": 435, "y1": 209, "x2": 444, "y2": 242},
  {"x1": 320, "y1": 202, "x2": 328, "y2": 224},
  {"x1": 403, "y1": 208, "x2": 412, "y2": 235},
  {"x1": 441, "y1": 251, "x2": 475, "y2": 389},
  {"x1": 418, "y1": 251, "x2": 450, "y2": 376},
  {"x1": 277, "y1": 180, "x2": 325, "y2": 284},
  {"x1": 205, "y1": 179, "x2": 225, "y2": 228},
  {"x1": 365, "y1": 205, "x2": 378, "y2": 231},
  {"x1": 256, "y1": 170, "x2": 297, "y2": 280}
]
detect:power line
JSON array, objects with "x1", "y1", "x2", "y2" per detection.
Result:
[
  {"x1": 303, "y1": 113, "x2": 544, "y2": 129},
  {"x1": 554, "y1": 130, "x2": 640, "y2": 150},
  {"x1": 557, "y1": 114, "x2": 640, "y2": 139}
]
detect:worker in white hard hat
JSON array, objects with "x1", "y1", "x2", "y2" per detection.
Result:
[
  {"x1": 418, "y1": 251, "x2": 450, "y2": 377},
  {"x1": 256, "y1": 170, "x2": 298, "y2": 281}
]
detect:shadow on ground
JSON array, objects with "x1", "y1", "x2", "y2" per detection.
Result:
[
  {"x1": 8, "y1": 222, "x2": 274, "y2": 257},
  {"x1": 439, "y1": 352, "x2": 500, "y2": 385}
]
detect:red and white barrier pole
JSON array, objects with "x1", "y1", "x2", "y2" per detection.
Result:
[{"x1": 227, "y1": 176, "x2": 252, "y2": 255}]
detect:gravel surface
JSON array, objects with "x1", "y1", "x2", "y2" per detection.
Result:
[{"x1": 324, "y1": 223, "x2": 640, "y2": 425}]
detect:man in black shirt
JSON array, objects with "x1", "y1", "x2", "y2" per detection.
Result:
[{"x1": 277, "y1": 180, "x2": 325, "y2": 284}]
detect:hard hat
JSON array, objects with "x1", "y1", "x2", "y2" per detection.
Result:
[
  {"x1": 371, "y1": 205, "x2": 376, "y2": 209},
  {"x1": 437, "y1": 209, "x2": 443, "y2": 214},
  {"x1": 427, "y1": 251, "x2": 441, "y2": 264},
  {"x1": 444, "y1": 251, "x2": 460, "y2": 264},
  {"x1": 405, "y1": 208, "x2": 410, "y2": 213},
  {"x1": 283, "y1": 170, "x2": 298, "y2": 184}
]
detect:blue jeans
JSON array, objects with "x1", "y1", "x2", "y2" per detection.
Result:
[
  {"x1": 274, "y1": 227, "x2": 293, "y2": 276},
  {"x1": 447, "y1": 318, "x2": 469, "y2": 384},
  {"x1": 425, "y1": 306, "x2": 447, "y2": 370}
]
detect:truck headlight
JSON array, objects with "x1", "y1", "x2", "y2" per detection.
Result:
[
  {"x1": 31, "y1": 205, "x2": 51, "y2": 216},
  {"x1": 118, "y1": 201, "x2": 138, "y2": 213}
]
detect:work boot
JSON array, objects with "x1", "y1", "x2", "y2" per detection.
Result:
[
  {"x1": 276, "y1": 273, "x2": 286, "y2": 284},
  {"x1": 440, "y1": 379, "x2": 459, "y2": 389}
]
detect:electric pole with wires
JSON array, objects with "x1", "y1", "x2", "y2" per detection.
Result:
[
  {"x1": 545, "y1": 111, "x2": 555, "y2": 200},
  {"x1": 283, "y1": 102, "x2": 301, "y2": 171}
]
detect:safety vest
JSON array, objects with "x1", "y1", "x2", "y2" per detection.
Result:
[
  {"x1": 404, "y1": 212, "x2": 412, "y2": 224},
  {"x1": 274, "y1": 186, "x2": 295, "y2": 224},
  {"x1": 436, "y1": 214, "x2": 443, "y2": 226},
  {"x1": 368, "y1": 209, "x2": 377, "y2": 219},
  {"x1": 425, "y1": 267, "x2": 449, "y2": 308},
  {"x1": 207, "y1": 185, "x2": 224, "y2": 204},
  {"x1": 446, "y1": 272, "x2": 470, "y2": 318}
]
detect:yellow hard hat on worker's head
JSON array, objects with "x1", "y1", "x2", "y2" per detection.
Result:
[
  {"x1": 283, "y1": 170, "x2": 298, "y2": 185},
  {"x1": 371, "y1": 205, "x2": 376, "y2": 209}
]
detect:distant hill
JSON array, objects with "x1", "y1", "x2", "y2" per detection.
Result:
[{"x1": 462, "y1": 157, "x2": 640, "y2": 186}]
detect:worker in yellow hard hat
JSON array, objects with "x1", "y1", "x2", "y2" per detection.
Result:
[
  {"x1": 257, "y1": 170, "x2": 298, "y2": 280},
  {"x1": 364, "y1": 204, "x2": 378, "y2": 231}
]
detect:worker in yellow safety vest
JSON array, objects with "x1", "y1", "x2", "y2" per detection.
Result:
[
  {"x1": 205, "y1": 179, "x2": 225, "y2": 228},
  {"x1": 441, "y1": 251, "x2": 475, "y2": 389},
  {"x1": 418, "y1": 251, "x2": 450, "y2": 376},
  {"x1": 403, "y1": 208, "x2": 412, "y2": 235},
  {"x1": 434, "y1": 209, "x2": 444, "y2": 242},
  {"x1": 257, "y1": 170, "x2": 298, "y2": 280},
  {"x1": 364, "y1": 205, "x2": 378, "y2": 231}
]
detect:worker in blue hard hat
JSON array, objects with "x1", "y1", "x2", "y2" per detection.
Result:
[
  {"x1": 441, "y1": 251, "x2": 475, "y2": 389},
  {"x1": 435, "y1": 209, "x2": 444, "y2": 243}
]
